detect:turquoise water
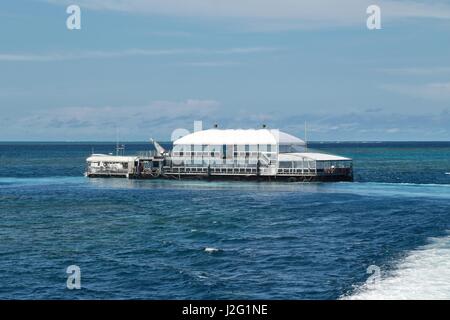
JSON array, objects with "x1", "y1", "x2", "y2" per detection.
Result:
[{"x1": 0, "y1": 142, "x2": 449, "y2": 299}]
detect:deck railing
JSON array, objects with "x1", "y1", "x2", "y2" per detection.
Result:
[
  {"x1": 164, "y1": 166, "x2": 260, "y2": 175},
  {"x1": 277, "y1": 168, "x2": 316, "y2": 175},
  {"x1": 87, "y1": 167, "x2": 129, "y2": 175}
]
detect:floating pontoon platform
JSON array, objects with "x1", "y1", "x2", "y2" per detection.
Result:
[{"x1": 85, "y1": 129, "x2": 353, "y2": 182}]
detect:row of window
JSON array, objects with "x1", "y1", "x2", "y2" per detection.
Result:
[
  {"x1": 174, "y1": 144, "x2": 277, "y2": 153},
  {"x1": 171, "y1": 160, "x2": 261, "y2": 166},
  {"x1": 278, "y1": 160, "x2": 352, "y2": 169},
  {"x1": 167, "y1": 167, "x2": 260, "y2": 174}
]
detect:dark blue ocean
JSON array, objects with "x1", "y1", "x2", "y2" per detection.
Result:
[{"x1": 0, "y1": 142, "x2": 449, "y2": 299}]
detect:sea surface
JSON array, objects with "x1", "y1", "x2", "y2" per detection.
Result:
[{"x1": 0, "y1": 141, "x2": 449, "y2": 299}]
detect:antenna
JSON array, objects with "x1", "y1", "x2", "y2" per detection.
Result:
[
  {"x1": 115, "y1": 127, "x2": 119, "y2": 156},
  {"x1": 115, "y1": 127, "x2": 125, "y2": 156},
  {"x1": 304, "y1": 121, "x2": 308, "y2": 152}
]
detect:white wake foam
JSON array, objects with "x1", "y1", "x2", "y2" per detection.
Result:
[
  {"x1": 204, "y1": 247, "x2": 219, "y2": 253},
  {"x1": 343, "y1": 234, "x2": 450, "y2": 299}
]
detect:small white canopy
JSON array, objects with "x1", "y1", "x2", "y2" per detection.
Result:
[
  {"x1": 278, "y1": 152, "x2": 351, "y2": 162},
  {"x1": 173, "y1": 129, "x2": 305, "y2": 146},
  {"x1": 86, "y1": 154, "x2": 138, "y2": 163}
]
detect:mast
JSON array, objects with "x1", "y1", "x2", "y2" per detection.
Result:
[
  {"x1": 116, "y1": 127, "x2": 119, "y2": 156},
  {"x1": 304, "y1": 121, "x2": 308, "y2": 152},
  {"x1": 115, "y1": 127, "x2": 125, "y2": 156}
]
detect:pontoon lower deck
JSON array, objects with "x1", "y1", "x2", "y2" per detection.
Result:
[{"x1": 86, "y1": 153, "x2": 353, "y2": 182}]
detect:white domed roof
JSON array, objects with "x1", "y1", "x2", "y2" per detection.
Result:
[{"x1": 173, "y1": 129, "x2": 305, "y2": 146}]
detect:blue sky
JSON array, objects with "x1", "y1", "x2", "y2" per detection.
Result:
[{"x1": 0, "y1": 0, "x2": 449, "y2": 141}]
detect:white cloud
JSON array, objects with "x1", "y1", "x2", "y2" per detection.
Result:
[
  {"x1": 386, "y1": 127, "x2": 400, "y2": 133},
  {"x1": 0, "y1": 47, "x2": 278, "y2": 62},
  {"x1": 14, "y1": 99, "x2": 218, "y2": 128},
  {"x1": 47, "y1": 0, "x2": 450, "y2": 26},
  {"x1": 383, "y1": 1, "x2": 450, "y2": 19},
  {"x1": 146, "y1": 31, "x2": 193, "y2": 37},
  {"x1": 49, "y1": 99, "x2": 219, "y2": 121},
  {"x1": 4, "y1": 104, "x2": 449, "y2": 140},
  {"x1": 382, "y1": 82, "x2": 450, "y2": 100},
  {"x1": 181, "y1": 60, "x2": 240, "y2": 67},
  {"x1": 380, "y1": 67, "x2": 450, "y2": 76},
  {"x1": 0, "y1": 88, "x2": 30, "y2": 97}
]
